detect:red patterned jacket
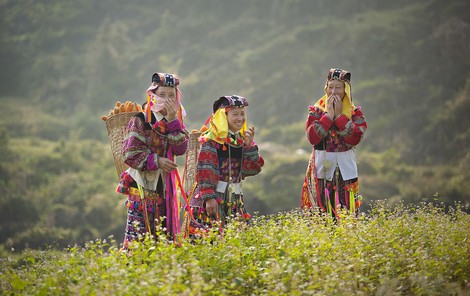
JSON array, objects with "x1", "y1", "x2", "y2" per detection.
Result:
[
  {"x1": 306, "y1": 106, "x2": 367, "y2": 152},
  {"x1": 196, "y1": 139, "x2": 264, "y2": 201}
]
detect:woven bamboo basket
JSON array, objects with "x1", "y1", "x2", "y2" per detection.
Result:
[
  {"x1": 105, "y1": 111, "x2": 139, "y2": 178},
  {"x1": 182, "y1": 131, "x2": 202, "y2": 236},
  {"x1": 183, "y1": 132, "x2": 202, "y2": 194}
]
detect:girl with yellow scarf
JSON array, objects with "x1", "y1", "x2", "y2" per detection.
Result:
[
  {"x1": 301, "y1": 68, "x2": 367, "y2": 219},
  {"x1": 187, "y1": 95, "x2": 264, "y2": 236}
]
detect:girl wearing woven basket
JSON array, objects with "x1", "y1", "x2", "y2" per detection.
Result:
[
  {"x1": 186, "y1": 95, "x2": 264, "y2": 238},
  {"x1": 116, "y1": 72, "x2": 189, "y2": 248}
]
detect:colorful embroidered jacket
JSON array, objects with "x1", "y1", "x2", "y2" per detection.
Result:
[
  {"x1": 306, "y1": 106, "x2": 367, "y2": 152},
  {"x1": 197, "y1": 138, "x2": 264, "y2": 201},
  {"x1": 122, "y1": 112, "x2": 189, "y2": 170}
]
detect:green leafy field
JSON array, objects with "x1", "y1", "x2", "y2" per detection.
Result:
[{"x1": 1, "y1": 202, "x2": 469, "y2": 295}]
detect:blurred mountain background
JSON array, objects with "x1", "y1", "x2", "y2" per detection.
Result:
[{"x1": 1, "y1": 0, "x2": 469, "y2": 250}]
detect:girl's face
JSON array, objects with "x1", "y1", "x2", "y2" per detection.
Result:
[
  {"x1": 326, "y1": 79, "x2": 345, "y2": 98},
  {"x1": 227, "y1": 107, "x2": 246, "y2": 132},
  {"x1": 155, "y1": 86, "x2": 176, "y2": 104},
  {"x1": 152, "y1": 86, "x2": 176, "y2": 114}
]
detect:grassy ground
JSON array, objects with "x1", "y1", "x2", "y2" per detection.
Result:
[{"x1": 1, "y1": 201, "x2": 469, "y2": 295}]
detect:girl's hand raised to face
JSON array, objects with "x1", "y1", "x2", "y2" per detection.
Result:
[
  {"x1": 164, "y1": 99, "x2": 178, "y2": 121},
  {"x1": 326, "y1": 96, "x2": 335, "y2": 118},
  {"x1": 333, "y1": 95, "x2": 343, "y2": 118},
  {"x1": 244, "y1": 126, "x2": 255, "y2": 146}
]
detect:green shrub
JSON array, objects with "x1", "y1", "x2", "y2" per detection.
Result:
[{"x1": 1, "y1": 202, "x2": 469, "y2": 295}]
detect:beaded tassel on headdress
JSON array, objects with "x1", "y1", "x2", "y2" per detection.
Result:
[{"x1": 145, "y1": 93, "x2": 153, "y2": 123}]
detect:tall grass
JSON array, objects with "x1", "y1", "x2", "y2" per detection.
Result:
[{"x1": 1, "y1": 201, "x2": 469, "y2": 295}]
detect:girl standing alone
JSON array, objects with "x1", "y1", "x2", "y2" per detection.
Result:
[
  {"x1": 117, "y1": 72, "x2": 189, "y2": 247},
  {"x1": 301, "y1": 68, "x2": 367, "y2": 219}
]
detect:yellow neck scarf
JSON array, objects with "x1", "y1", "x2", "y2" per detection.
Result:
[{"x1": 201, "y1": 108, "x2": 247, "y2": 145}]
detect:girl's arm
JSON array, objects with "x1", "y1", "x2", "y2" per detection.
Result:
[
  {"x1": 196, "y1": 141, "x2": 220, "y2": 202},
  {"x1": 306, "y1": 106, "x2": 334, "y2": 146},
  {"x1": 166, "y1": 119, "x2": 189, "y2": 156},
  {"x1": 122, "y1": 116, "x2": 160, "y2": 171},
  {"x1": 334, "y1": 107, "x2": 367, "y2": 146},
  {"x1": 241, "y1": 145, "x2": 264, "y2": 178}
]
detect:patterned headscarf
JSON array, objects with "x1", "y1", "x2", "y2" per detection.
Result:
[
  {"x1": 313, "y1": 68, "x2": 355, "y2": 119},
  {"x1": 145, "y1": 72, "x2": 186, "y2": 123},
  {"x1": 201, "y1": 95, "x2": 249, "y2": 145}
]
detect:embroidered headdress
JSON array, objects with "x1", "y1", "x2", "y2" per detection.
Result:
[
  {"x1": 145, "y1": 72, "x2": 186, "y2": 123},
  {"x1": 313, "y1": 68, "x2": 355, "y2": 119},
  {"x1": 201, "y1": 95, "x2": 249, "y2": 145}
]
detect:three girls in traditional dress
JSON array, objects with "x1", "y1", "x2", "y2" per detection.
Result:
[{"x1": 115, "y1": 67, "x2": 366, "y2": 247}]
